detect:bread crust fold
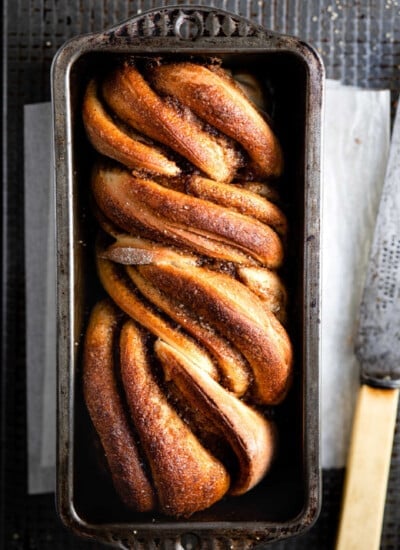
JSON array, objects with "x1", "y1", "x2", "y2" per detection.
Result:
[
  {"x1": 82, "y1": 300, "x2": 156, "y2": 511},
  {"x1": 150, "y1": 62, "x2": 283, "y2": 178},
  {"x1": 137, "y1": 263, "x2": 292, "y2": 405},
  {"x1": 92, "y1": 163, "x2": 283, "y2": 268},
  {"x1": 119, "y1": 320, "x2": 230, "y2": 517},
  {"x1": 102, "y1": 63, "x2": 242, "y2": 182},
  {"x1": 155, "y1": 339, "x2": 276, "y2": 495},
  {"x1": 83, "y1": 79, "x2": 180, "y2": 177}
]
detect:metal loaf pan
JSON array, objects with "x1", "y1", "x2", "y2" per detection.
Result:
[{"x1": 51, "y1": 6, "x2": 324, "y2": 548}]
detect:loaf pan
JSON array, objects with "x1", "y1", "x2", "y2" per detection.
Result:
[{"x1": 51, "y1": 6, "x2": 324, "y2": 548}]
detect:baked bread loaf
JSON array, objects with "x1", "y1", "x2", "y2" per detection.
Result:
[{"x1": 82, "y1": 58, "x2": 292, "y2": 517}]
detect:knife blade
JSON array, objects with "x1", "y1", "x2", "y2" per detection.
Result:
[{"x1": 336, "y1": 98, "x2": 400, "y2": 550}]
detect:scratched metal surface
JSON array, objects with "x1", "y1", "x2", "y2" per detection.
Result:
[
  {"x1": 356, "y1": 100, "x2": 400, "y2": 388},
  {"x1": 2, "y1": 1, "x2": 400, "y2": 549}
]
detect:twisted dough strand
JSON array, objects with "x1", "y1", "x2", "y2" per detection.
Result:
[
  {"x1": 150, "y1": 62, "x2": 283, "y2": 178},
  {"x1": 92, "y1": 164, "x2": 284, "y2": 268},
  {"x1": 83, "y1": 79, "x2": 180, "y2": 177},
  {"x1": 127, "y1": 265, "x2": 251, "y2": 396},
  {"x1": 119, "y1": 320, "x2": 230, "y2": 517},
  {"x1": 82, "y1": 300, "x2": 156, "y2": 511},
  {"x1": 102, "y1": 62, "x2": 242, "y2": 182},
  {"x1": 136, "y1": 262, "x2": 292, "y2": 405},
  {"x1": 154, "y1": 339, "x2": 276, "y2": 496},
  {"x1": 92, "y1": 163, "x2": 262, "y2": 265},
  {"x1": 96, "y1": 253, "x2": 219, "y2": 381}
]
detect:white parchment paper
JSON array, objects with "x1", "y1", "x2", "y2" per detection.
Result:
[
  {"x1": 321, "y1": 81, "x2": 390, "y2": 468},
  {"x1": 23, "y1": 84, "x2": 391, "y2": 493},
  {"x1": 24, "y1": 103, "x2": 56, "y2": 493}
]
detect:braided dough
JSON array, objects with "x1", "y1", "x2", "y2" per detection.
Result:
[{"x1": 82, "y1": 58, "x2": 293, "y2": 517}]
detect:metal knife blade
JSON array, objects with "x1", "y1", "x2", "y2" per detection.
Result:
[{"x1": 355, "y1": 99, "x2": 400, "y2": 388}]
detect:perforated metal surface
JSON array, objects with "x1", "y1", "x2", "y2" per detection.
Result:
[{"x1": 2, "y1": 1, "x2": 400, "y2": 549}]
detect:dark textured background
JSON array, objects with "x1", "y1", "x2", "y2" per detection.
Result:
[{"x1": 2, "y1": 1, "x2": 400, "y2": 548}]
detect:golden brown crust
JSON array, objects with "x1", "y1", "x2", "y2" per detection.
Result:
[
  {"x1": 82, "y1": 79, "x2": 180, "y2": 177},
  {"x1": 155, "y1": 340, "x2": 276, "y2": 495},
  {"x1": 127, "y1": 266, "x2": 251, "y2": 396},
  {"x1": 92, "y1": 163, "x2": 260, "y2": 265},
  {"x1": 92, "y1": 163, "x2": 283, "y2": 268},
  {"x1": 236, "y1": 181, "x2": 281, "y2": 202},
  {"x1": 82, "y1": 300, "x2": 156, "y2": 511},
  {"x1": 137, "y1": 263, "x2": 293, "y2": 405},
  {"x1": 102, "y1": 63, "x2": 242, "y2": 182},
  {"x1": 150, "y1": 62, "x2": 283, "y2": 178},
  {"x1": 187, "y1": 175, "x2": 287, "y2": 237},
  {"x1": 124, "y1": 174, "x2": 283, "y2": 267},
  {"x1": 96, "y1": 253, "x2": 219, "y2": 381},
  {"x1": 237, "y1": 266, "x2": 288, "y2": 324},
  {"x1": 120, "y1": 320, "x2": 230, "y2": 517}
]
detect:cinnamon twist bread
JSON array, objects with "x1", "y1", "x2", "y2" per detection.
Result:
[{"x1": 82, "y1": 58, "x2": 292, "y2": 517}]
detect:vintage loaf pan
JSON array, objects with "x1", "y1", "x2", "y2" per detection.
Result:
[{"x1": 51, "y1": 6, "x2": 324, "y2": 548}]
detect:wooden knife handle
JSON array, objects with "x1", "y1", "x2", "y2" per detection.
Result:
[{"x1": 336, "y1": 384, "x2": 399, "y2": 550}]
